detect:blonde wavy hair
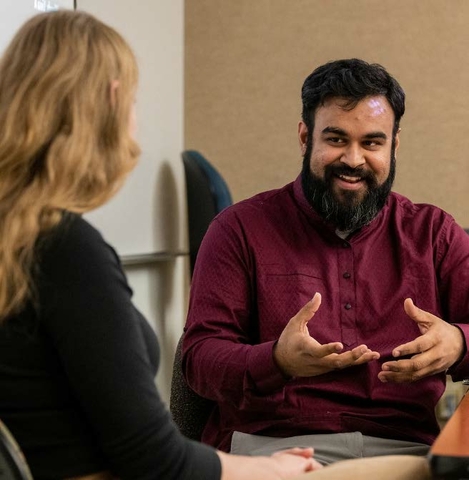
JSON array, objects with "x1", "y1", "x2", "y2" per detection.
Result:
[{"x1": 0, "y1": 9, "x2": 140, "y2": 322}]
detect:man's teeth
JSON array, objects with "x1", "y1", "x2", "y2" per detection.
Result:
[{"x1": 338, "y1": 175, "x2": 362, "y2": 183}]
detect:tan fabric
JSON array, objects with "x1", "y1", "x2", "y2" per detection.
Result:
[{"x1": 293, "y1": 455, "x2": 431, "y2": 480}]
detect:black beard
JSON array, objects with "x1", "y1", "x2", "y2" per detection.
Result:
[{"x1": 301, "y1": 154, "x2": 396, "y2": 232}]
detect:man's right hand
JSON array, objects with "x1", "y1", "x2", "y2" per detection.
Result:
[{"x1": 273, "y1": 293, "x2": 380, "y2": 378}]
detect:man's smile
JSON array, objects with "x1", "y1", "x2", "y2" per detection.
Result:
[{"x1": 334, "y1": 174, "x2": 366, "y2": 190}]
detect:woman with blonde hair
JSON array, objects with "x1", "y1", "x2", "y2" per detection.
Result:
[{"x1": 0, "y1": 9, "x2": 321, "y2": 480}]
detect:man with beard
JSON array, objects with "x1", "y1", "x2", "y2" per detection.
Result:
[{"x1": 181, "y1": 59, "x2": 469, "y2": 465}]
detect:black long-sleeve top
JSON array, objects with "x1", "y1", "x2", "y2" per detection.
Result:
[{"x1": 0, "y1": 213, "x2": 220, "y2": 480}]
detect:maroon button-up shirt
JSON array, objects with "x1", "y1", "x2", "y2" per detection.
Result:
[{"x1": 183, "y1": 175, "x2": 469, "y2": 452}]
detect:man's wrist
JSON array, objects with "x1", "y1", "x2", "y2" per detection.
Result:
[{"x1": 272, "y1": 340, "x2": 294, "y2": 379}]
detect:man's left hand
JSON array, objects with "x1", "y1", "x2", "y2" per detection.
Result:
[{"x1": 378, "y1": 298, "x2": 465, "y2": 383}]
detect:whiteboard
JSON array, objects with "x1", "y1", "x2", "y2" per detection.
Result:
[
  {"x1": 1, "y1": 1, "x2": 187, "y2": 259},
  {"x1": 79, "y1": 0, "x2": 187, "y2": 258}
]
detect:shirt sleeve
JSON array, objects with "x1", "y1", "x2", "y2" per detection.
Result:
[
  {"x1": 38, "y1": 215, "x2": 221, "y2": 480},
  {"x1": 436, "y1": 218, "x2": 469, "y2": 380},
  {"x1": 182, "y1": 212, "x2": 289, "y2": 411}
]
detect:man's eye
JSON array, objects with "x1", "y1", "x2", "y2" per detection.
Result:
[
  {"x1": 363, "y1": 140, "x2": 382, "y2": 147},
  {"x1": 327, "y1": 137, "x2": 344, "y2": 144}
]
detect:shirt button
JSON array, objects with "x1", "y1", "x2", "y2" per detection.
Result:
[
  {"x1": 342, "y1": 242, "x2": 349, "y2": 248},
  {"x1": 344, "y1": 303, "x2": 352, "y2": 310},
  {"x1": 343, "y1": 272, "x2": 351, "y2": 279}
]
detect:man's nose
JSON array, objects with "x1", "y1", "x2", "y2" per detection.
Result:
[{"x1": 340, "y1": 144, "x2": 365, "y2": 169}]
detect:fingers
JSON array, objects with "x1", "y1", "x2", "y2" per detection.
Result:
[
  {"x1": 292, "y1": 293, "x2": 342, "y2": 354},
  {"x1": 389, "y1": 299, "x2": 454, "y2": 360},
  {"x1": 312, "y1": 459, "x2": 324, "y2": 470},
  {"x1": 391, "y1": 336, "x2": 433, "y2": 358},
  {"x1": 378, "y1": 356, "x2": 444, "y2": 383},
  {"x1": 403, "y1": 298, "x2": 433, "y2": 334},
  {"x1": 393, "y1": 298, "x2": 439, "y2": 358},
  {"x1": 277, "y1": 293, "x2": 382, "y2": 377},
  {"x1": 317, "y1": 344, "x2": 380, "y2": 370},
  {"x1": 271, "y1": 450, "x2": 323, "y2": 473},
  {"x1": 349, "y1": 344, "x2": 380, "y2": 362},
  {"x1": 272, "y1": 447, "x2": 314, "y2": 459},
  {"x1": 304, "y1": 457, "x2": 324, "y2": 471},
  {"x1": 292, "y1": 292, "x2": 322, "y2": 332},
  {"x1": 403, "y1": 297, "x2": 420, "y2": 320},
  {"x1": 381, "y1": 319, "x2": 465, "y2": 383},
  {"x1": 309, "y1": 339, "x2": 344, "y2": 356},
  {"x1": 274, "y1": 293, "x2": 325, "y2": 377}
]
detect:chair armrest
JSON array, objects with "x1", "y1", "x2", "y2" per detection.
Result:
[{"x1": 429, "y1": 389, "x2": 469, "y2": 479}]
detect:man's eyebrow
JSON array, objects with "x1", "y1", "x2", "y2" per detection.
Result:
[
  {"x1": 321, "y1": 126, "x2": 347, "y2": 136},
  {"x1": 363, "y1": 131, "x2": 388, "y2": 140},
  {"x1": 321, "y1": 126, "x2": 388, "y2": 140}
]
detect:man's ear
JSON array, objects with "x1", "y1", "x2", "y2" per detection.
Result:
[
  {"x1": 298, "y1": 121, "x2": 309, "y2": 155},
  {"x1": 394, "y1": 127, "x2": 401, "y2": 156},
  {"x1": 109, "y1": 79, "x2": 119, "y2": 107}
]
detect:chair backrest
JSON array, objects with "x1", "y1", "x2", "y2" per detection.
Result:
[
  {"x1": 181, "y1": 149, "x2": 233, "y2": 275},
  {"x1": 170, "y1": 151, "x2": 232, "y2": 440},
  {"x1": 0, "y1": 420, "x2": 33, "y2": 480},
  {"x1": 169, "y1": 334, "x2": 215, "y2": 441}
]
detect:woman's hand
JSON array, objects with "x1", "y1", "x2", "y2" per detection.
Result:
[{"x1": 218, "y1": 447, "x2": 322, "y2": 480}]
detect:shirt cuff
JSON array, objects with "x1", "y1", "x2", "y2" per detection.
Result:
[
  {"x1": 246, "y1": 340, "x2": 289, "y2": 394},
  {"x1": 447, "y1": 323, "x2": 469, "y2": 380}
]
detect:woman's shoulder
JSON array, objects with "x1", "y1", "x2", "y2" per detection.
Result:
[
  {"x1": 44, "y1": 211, "x2": 105, "y2": 247},
  {"x1": 36, "y1": 211, "x2": 122, "y2": 281}
]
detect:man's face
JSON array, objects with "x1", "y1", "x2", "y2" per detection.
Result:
[{"x1": 299, "y1": 95, "x2": 400, "y2": 231}]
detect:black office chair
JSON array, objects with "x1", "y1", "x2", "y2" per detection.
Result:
[
  {"x1": 0, "y1": 420, "x2": 33, "y2": 480},
  {"x1": 180, "y1": 149, "x2": 232, "y2": 275},
  {"x1": 169, "y1": 333, "x2": 216, "y2": 441},
  {"x1": 169, "y1": 150, "x2": 233, "y2": 440}
]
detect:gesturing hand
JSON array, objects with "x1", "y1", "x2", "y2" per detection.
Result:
[
  {"x1": 273, "y1": 292, "x2": 380, "y2": 378},
  {"x1": 378, "y1": 298, "x2": 465, "y2": 383}
]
